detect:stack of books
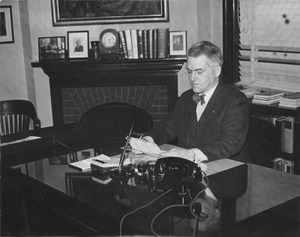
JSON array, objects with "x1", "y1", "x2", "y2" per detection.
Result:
[
  {"x1": 272, "y1": 158, "x2": 294, "y2": 174},
  {"x1": 279, "y1": 92, "x2": 300, "y2": 109},
  {"x1": 252, "y1": 89, "x2": 285, "y2": 105},
  {"x1": 119, "y1": 28, "x2": 170, "y2": 60}
]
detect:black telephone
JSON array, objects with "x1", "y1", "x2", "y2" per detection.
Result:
[{"x1": 155, "y1": 157, "x2": 202, "y2": 192}]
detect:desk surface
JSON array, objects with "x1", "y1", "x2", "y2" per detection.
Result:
[
  {"x1": 1, "y1": 126, "x2": 249, "y2": 236},
  {"x1": 2, "y1": 126, "x2": 299, "y2": 236}
]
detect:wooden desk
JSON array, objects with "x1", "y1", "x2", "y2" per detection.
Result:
[
  {"x1": 1, "y1": 126, "x2": 247, "y2": 236},
  {"x1": 209, "y1": 196, "x2": 300, "y2": 237}
]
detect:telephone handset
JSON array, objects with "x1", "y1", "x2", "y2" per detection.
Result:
[{"x1": 155, "y1": 157, "x2": 202, "y2": 192}]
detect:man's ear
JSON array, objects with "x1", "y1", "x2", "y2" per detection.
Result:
[
  {"x1": 213, "y1": 65, "x2": 221, "y2": 78},
  {"x1": 214, "y1": 208, "x2": 221, "y2": 220}
]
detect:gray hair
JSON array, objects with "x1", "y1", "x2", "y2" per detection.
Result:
[{"x1": 188, "y1": 41, "x2": 223, "y2": 67}]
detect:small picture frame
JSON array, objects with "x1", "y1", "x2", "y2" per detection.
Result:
[
  {"x1": 169, "y1": 31, "x2": 187, "y2": 57},
  {"x1": 67, "y1": 31, "x2": 89, "y2": 59},
  {"x1": 38, "y1": 36, "x2": 66, "y2": 61},
  {"x1": 0, "y1": 6, "x2": 14, "y2": 44},
  {"x1": 76, "y1": 148, "x2": 95, "y2": 161}
]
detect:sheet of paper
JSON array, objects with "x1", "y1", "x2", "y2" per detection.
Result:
[{"x1": 129, "y1": 137, "x2": 162, "y2": 157}]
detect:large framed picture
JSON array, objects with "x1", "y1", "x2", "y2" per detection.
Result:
[
  {"x1": 169, "y1": 31, "x2": 187, "y2": 57},
  {"x1": 51, "y1": 0, "x2": 169, "y2": 26},
  {"x1": 38, "y1": 36, "x2": 66, "y2": 61},
  {"x1": 67, "y1": 31, "x2": 89, "y2": 59},
  {"x1": 0, "y1": 6, "x2": 14, "y2": 44}
]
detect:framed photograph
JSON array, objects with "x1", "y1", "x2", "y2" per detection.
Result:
[
  {"x1": 67, "y1": 31, "x2": 89, "y2": 59},
  {"x1": 76, "y1": 148, "x2": 95, "y2": 161},
  {"x1": 0, "y1": 6, "x2": 14, "y2": 44},
  {"x1": 51, "y1": 0, "x2": 169, "y2": 26},
  {"x1": 38, "y1": 36, "x2": 66, "y2": 61},
  {"x1": 169, "y1": 31, "x2": 187, "y2": 57}
]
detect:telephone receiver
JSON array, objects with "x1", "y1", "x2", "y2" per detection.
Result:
[{"x1": 155, "y1": 157, "x2": 202, "y2": 192}]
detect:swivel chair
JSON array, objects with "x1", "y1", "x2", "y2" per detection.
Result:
[
  {"x1": 1, "y1": 100, "x2": 41, "y2": 135},
  {"x1": 245, "y1": 116, "x2": 278, "y2": 168},
  {"x1": 79, "y1": 102, "x2": 153, "y2": 155}
]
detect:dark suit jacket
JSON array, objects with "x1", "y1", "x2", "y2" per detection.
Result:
[{"x1": 146, "y1": 81, "x2": 250, "y2": 162}]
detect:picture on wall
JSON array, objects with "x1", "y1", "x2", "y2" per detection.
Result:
[
  {"x1": 67, "y1": 31, "x2": 89, "y2": 59},
  {"x1": 169, "y1": 31, "x2": 187, "y2": 57},
  {"x1": 0, "y1": 6, "x2": 14, "y2": 44},
  {"x1": 38, "y1": 36, "x2": 66, "y2": 61},
  {"x1": 51, "y1": 0, "x2": 169, "y2": 26}
]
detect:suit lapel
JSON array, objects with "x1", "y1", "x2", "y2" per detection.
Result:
[{"x1": 197, "y1": 82, "x2": 224, "y2": 127}]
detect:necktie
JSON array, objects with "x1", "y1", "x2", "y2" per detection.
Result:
[{"x1": 192, "y1": 94, "x2": 205, "y2": 105}]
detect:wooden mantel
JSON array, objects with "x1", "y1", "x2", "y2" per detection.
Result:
[{"x1": 32, "y1": 58, "x2": 187, "y2": 126}]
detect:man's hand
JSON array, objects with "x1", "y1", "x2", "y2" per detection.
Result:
[{"x1": 160, "y1": 147, "x2": 194, "y2": 160}]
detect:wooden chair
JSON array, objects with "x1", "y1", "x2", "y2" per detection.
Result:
[
  {"x1": 245, "y1": 116, "x2": 278, "y2": 167},
  {"x1": 1, "y1": 100, "x2": 41, "y2": 135},
  {"x1": 79, "y1": 102, "x2": 153, "y2": 155}
]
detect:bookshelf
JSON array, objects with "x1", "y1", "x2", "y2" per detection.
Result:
[{"x1": 249, "y1": 102, "x2": 300, "y2": 175}]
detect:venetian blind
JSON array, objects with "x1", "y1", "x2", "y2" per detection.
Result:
[{"x1": 238, "y1": 0, "x2": 300, "y2": 91}]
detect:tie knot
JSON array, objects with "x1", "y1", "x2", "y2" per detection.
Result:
[{"x1": 193, "y1": 93, "x2": 205, "y2": 105}]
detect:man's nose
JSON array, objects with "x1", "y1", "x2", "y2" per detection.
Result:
[{"x1": 190, "y1": 71, "x2": 197, "y2": 81}]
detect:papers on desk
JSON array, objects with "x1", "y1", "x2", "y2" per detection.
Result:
[
  {"x1": 129, "y1": 137, "x2": 163, "y2": 157},
  {"x1": 68, "y1": 154, "x2": 130, "y2": 172},
  {"x1": 0, "y1": 136, "x2": 41, "y2": 147}
]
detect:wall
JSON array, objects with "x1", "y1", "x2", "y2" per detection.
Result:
[{"x1": 0, "y1": 0, "x2": 223, "y2": 127}]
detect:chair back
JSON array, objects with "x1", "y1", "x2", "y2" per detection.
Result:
[
  {"x1": 1, "y1": 100, "x2": 41, "y2": 135},
  {"x1": 245, "y1": 116, "x2": 278, "y2": 167},
  {"x1": 79, "y1": 102, "x2": 153, "y2": 155}
]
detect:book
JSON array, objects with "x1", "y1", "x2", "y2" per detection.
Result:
[
  {"x1": 152, "y1": 28, "x2": 158, "y2": 58},
  {"x1": 157, "y1": 28, "x2": 169, "y2": 58},
  {"x1": 253, "y1": 89, "x2": 285, "y2": 101},
  {"x1": 252, "y1": 98, "x2": 280, "y2": 105},
  {"x1": 130, "y1": 29, "x2": 139, "y2": 59},
  {"x1": 137, "y1": 30, "x2": 144, "y2": 59},
  {"x1": 281, "y1": 116, "x2": 295, "y2": 154},
  {"x1": 119, "y1": 30, "x2": 128, "y2": 59},
  {"x1": 147, "y1": 29, "x2": 153, "y2": 59},
  {"x1": 125, "y1": 29, "x2": 133, "y2": 59},
  {"x1": 279, "y1": 92, "x2": 300, "y2": 108},
  {"x1": 143, "y1": 30, "x2": 148, "y2": 59}
]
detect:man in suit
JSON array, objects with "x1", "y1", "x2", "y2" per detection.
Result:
[
  {"x1": 74, "y1": 39, "x2": 83, "y2": 52},
  {"x1": 144, "y1": 41, "x2": 249, "y2": 163}
]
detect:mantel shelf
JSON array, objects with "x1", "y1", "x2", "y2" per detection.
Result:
[{"x1": 31, "y1": 57, "x2": 187, "y2": 75}]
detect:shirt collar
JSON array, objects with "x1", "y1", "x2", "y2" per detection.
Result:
[{"x1": 197, "y1": 81, "x2": 218, "y2": 105}]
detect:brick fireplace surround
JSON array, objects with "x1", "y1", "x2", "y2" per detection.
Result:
[
  {"x1": 32, "y1": 58, "x2": 186, "y2": 126},
  {"x1": 62, "y1": 85, "x2": 167, "y2": 124}
]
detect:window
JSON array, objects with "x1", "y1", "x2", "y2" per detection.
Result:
[
  {"x1": 238, "y1": 0, "x2": 300, "y2": 91},
  {"x1": 223, "y1": 0, "x2": 300, "y2": 91}
]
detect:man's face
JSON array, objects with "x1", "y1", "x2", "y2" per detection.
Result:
[{"x1": 186, "y1": 55, "x2": 220, "y2": 94}]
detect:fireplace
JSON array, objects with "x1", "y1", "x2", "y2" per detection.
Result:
[{"x1": 32, "y1": 58, "x2": 186, "y2": 126}]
